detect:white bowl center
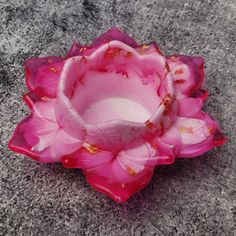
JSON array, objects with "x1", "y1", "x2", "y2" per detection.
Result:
[{"x1": 81, "y1": 97, "x2": 151, "y2": 124}]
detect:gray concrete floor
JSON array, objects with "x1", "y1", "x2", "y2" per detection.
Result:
[{"x1": 0, "y1": 0, "x2": 235, "y2": 235}]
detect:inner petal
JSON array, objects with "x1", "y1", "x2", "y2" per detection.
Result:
[{"x1": 61, "y1": 43, "x2": 166, "y2": 125}]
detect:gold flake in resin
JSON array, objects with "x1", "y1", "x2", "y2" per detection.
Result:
[
  {"x1": 41, "y1": 96, "x2": 49, "y2": 101},
  {"x1": 83, "y1": 143, "x2": 99, "y2": 154},
  {"x1": 49, "y1": 67, "x2": 57, "y2": 73},
  {"x1": 145, "y1": 120, "x2": 155, "y2": 129},
  {"x1": 126, "y1": 166, "x2": 137, "y2": 176}
]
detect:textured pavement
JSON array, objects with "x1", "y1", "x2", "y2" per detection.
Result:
[{"x1": 0, "y1": 0, "x2": 235, "y2": 235}]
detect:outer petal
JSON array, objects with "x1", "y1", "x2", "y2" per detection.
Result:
[
  {"x1": 168, "y1": 55, "x2": 204, "y2": 99},
  {"x1": 62, "y1": 148, "x2": 114, "y2": 169},
  {"x1": 65, "y1": 43, "x2": 83, "y2": 58},
  {"x1": 83, "y1": 162, "x2": 154, "y2": 203},
  {"x1": 70, "y1": 28, "x2": 140, "y2": 57},
  {"x1": 135, "y1": 42, "x2": 164, "y2": 57},
  {"x1": 84, "y1": 168, "x2": 153, "y2": 203},
  {"x1": 159, "y1": 104, "x2": 225, "y2": 157},
  {"x1": 152, "y1": 139, "x2": 176, "y2": 165},
  {"x1": 23, "y1": 92, "x2": 40, "y2": 109},
  {"x1": 191, "y1": 88, "x2": 208, "y2": 102},
  {"x1": 91, "y1": 27, "x2": 138, "y2": 48},
  {"x1": 82, "y1": 140, "x2": 173, "y2": 202},
  {"x1": 177, "y1": 97, "x2": 203, "y2": 118},
  {"x1": 25, "y1": 57, "x2": 64, "y2": 98},
  {"x1": 33, "y1": 62, "x2": 64, "y2": 98},
  {"x1": 9, "y1": 100, "x2": 82, "y2": 162},
  {"x1": 66, "y1": 28, "x2": 139, "y2": 58},
  {"x1": 65, "y1": 43, "x2": 100, "y2": 58},
  {"x1": 8, "y1": 115, "x2": 41, "y2": 161}
]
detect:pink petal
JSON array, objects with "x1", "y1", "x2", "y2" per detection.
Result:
[
  {"x1": 23, "y1": 92, "x2": 40, "y2": 109},
  {"x1": 177, "y1": 97, "x2": 203, "y2": 117},
  {"x1": 33, "y1": 62, "x2": 64, "y2": 98},
  {"x1": 84, "y1": 167, "x2": 154, "y2": 203},
  {"x1": 91, "y1": 27, "x2": 138, "y2": 48},
  {"x1": 79, "y1": 139, "x2": 174, "y2": 202},
  {"x1": 177, "y1": 112, "x2": 225, "y2": 157},
  {"x1": 38, "y1": 130, "x2": 82, "y2": 162},
  {"x1": 191, "y1": 88, "x2": 208, "y2": 102},
  {"x1": 168, "y1": 55, "x2": 204, "y2": 99},
  {"x1": 62, "y1": 148, "x2": 114, "y2": 169},
  {"x1": 115, "y1": 139, "x2": 158, "y2": 174},
  {"x1": 65, "y1": 43, "x2": 83, "y2": 58},
  {"x1": 153, "y1": 139, "x2": 176, "y2": 165},
  {"x1": 9, "y1": 100, "x2": 82, "y2": 163},
  {"x1": 8, "y1": 115, "x2": 41, "y2": 161},
  {"x1": 159, "y1": 111, "x2": 225, "y2": 157},
  {"x1": 25, "y1": 57, "x2": 64, "y2": 98}
]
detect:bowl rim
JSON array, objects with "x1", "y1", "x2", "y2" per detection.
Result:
[{"x1": 57, "y1": 40, "x2": 174, "y2": 131}]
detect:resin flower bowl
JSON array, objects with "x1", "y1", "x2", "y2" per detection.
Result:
[{"x1": 9, "y1": 28, "x2": 225, "y2": 203}]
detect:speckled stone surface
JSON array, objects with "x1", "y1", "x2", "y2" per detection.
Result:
[{"x1": 0, "y1": 0, "x2": 235, "y2": 235}]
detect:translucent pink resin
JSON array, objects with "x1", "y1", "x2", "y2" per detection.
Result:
[{"x1": 9, "y1": 28, "x2": 225, "y2": 203}]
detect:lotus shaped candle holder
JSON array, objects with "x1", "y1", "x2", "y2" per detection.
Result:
[{"x1": 9, "y1": 28, "x2": 225, "y2": 202}]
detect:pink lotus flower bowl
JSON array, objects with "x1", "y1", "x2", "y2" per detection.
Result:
[{"x1": 9, "y1": 28, "x2": 225, "y2": 202}]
